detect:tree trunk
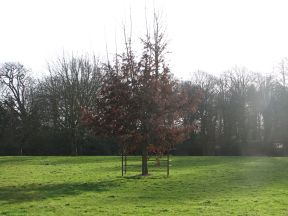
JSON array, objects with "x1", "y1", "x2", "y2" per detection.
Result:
[
  {"x1": 72, "y1": 142, "x2": 78, "y2": 156},
  {"x1": 71, "y1": 128, "x2": 79, "y2": 156},
  {"x1": 19, "y1": 145, "x2": 23, "y2": 156},
  {"x1": 142, "y1": 147, "x2": 148, "y2": 176},
  {"x1": 121, "y1": 150, "x2": 124, "y2": 176}
]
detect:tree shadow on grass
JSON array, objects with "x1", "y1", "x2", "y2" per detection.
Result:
[
  {"x1": 0, "y1": 157, "x2": 35, "y2": 166},
  {"x1": 0, "y1": 156, "x2": 120, "y2": 166},
  {"x1": 38, "y1": 156, "x2": 120, "y2": 166},
  {"x1": 0, "y1": 180, "x2": 120, "y2": 204}
]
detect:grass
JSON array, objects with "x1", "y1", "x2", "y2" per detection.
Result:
[{"x1": 1, "y1": 156, "x2": 288, "y2": 215}]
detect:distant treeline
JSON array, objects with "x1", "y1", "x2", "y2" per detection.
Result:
[
  {"x1": 1, "y1": 57, "x2": 288, "y2": 156},
  {"x1": 2, "y1": 9, "x2": 288, "y2": 157},
  {"x1": 0, "y1": 59, "x2": 118, "y2": 156},
  {"x1": 186, "y1": 66, "x2": 288, "y2": 156}
]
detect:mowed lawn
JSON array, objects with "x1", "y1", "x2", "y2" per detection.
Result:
[{"x1": 1, "y1": 156, "x2": 288, "y2": 215}]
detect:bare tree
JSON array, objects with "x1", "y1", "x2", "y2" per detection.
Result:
[
  {"x1": 46, "y1": 55, "x2": 102, "y2": 155},
  {"x1": 0, "y1": 62, "x2": 33, "y2": 155},
  {"x1": 277, "y1": 58, "x2": 288, "y2": 87},
  {"x1": 190, "y1": 70, "x2": 218, "y2": 155}
]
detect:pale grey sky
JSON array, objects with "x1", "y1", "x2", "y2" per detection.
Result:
[{"x1": 1, "y1": 0, "x2": 288, "y2": 79}]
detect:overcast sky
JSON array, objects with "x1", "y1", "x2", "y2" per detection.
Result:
[{"x1": 1, "y1": 0, "x2": 288, "y2": 79}]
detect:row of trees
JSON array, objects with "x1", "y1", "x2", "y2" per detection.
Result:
[
  {"x1": 2, "y1": 59, "x2": 288, "y2": 157},
  {"x1": 0, "y1": 58, "x2": 110, "y2": 156},
  {"x1": 186, "y1": 64, "x2": 288, "y2": 156},
  {"x1": 1, "y1": 16, "x2": 288, "y2": 161}
]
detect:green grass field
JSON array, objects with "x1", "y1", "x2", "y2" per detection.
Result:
[{"x1": 1, "y1": 156, "x2": 288, "y2": 215}]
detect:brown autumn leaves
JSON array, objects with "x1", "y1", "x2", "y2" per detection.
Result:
[{"x1": 81, "y1": 15, "x2": 202, "y2": 174}]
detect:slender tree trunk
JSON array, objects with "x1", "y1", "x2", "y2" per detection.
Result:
[
  {"x1": 72, "y1": 142, "x2": 78, "y2": 156},
  {"x1": 167, "y1": 154, "x2": 170, "y2": 177},
  {"x1": 71, "y1": 128, "x2": 78, "y2": 156},
  {"x1": 19, "y1": 145, "x2": 23, "y2": 156},
  {"x1": 124, "y1": 154, "x2": 127, "y2": 174},
  {"x1": 142, "y1": 147, "x2": 148, "y2": 176},
  {"x1": 71, "y1": 130, "x2": 78, "y2": 156},
  {"x1": 121, "y1": 150, "x2": 124, "y2": 176}
]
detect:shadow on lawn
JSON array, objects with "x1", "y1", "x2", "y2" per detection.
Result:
[
  {"x1": 0, "y1": 156, "x2": 120, "y2": 166},
  {"x1": 39, "y1": 156, "x2": 120, "y2": 166},
  {"x1": 0, "y1": 157, "x2": 36, "y2": 166},
  {"x1": 0, "y1": 180, "x2": 120, "y2": 204}
]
